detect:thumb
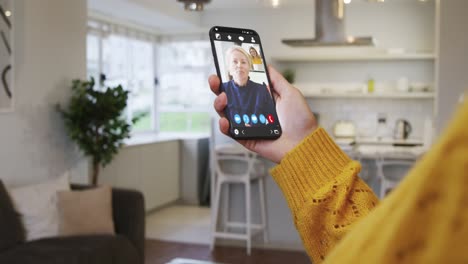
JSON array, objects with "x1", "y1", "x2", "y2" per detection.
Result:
[{"x1": 267, "y1": 65, "x2": 291, "y2": 96}]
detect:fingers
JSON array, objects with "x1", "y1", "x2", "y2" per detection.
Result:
[
  {"x1": 213, "y1": 92, "x2": 227, "y2": 117},
  {"x1": 267, "y1": 65, "x2": 290, "y2": 96},
  {"x1": 219, "y1": 117, "x2": 230, "y2": 135},
  {"x1": 209, "y1": 74, "x2": 221, "y2": 95}
]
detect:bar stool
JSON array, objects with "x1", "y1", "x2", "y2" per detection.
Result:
[
  {"x1": 376, "y1": 158, "x2": 414, "y2": 198},
  {"x1": 209, "y1": 123, "x2": 269, "y2": 255}
]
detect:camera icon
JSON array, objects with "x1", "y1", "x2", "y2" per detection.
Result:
[{"x1": 215, "y1": 33, "x2": 221, "y2": 40}]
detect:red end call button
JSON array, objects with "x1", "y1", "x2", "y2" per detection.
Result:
[{"x1": 267, "y1": 114, "x2": 274, "y2": 124}]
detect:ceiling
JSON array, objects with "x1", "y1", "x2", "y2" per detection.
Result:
[
  {"x1": 205, "y1": 0, "x2": 312, "y2": 10},
  {"x1": 130, "y1": 0, "x2": 398, "y2": 11},
  {"x1": 88, "y1": 0, "x2": 432, "y2": 34},
  {"x1": 126, "y1": 0, "x2": 313, "y2": 11}
]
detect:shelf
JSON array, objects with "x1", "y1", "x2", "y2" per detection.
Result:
[
  {"x1": 300, "y1": 91, "x2": 435, "y2": 99},
  {"x1": 273, "y1": 53, "x2": 435, "y2": 62}
]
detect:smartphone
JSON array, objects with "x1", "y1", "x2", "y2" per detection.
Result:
[{"x1": 209, "y1": 26, "x2": 282, "y2": 140}]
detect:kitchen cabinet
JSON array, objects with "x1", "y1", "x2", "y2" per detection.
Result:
[{"x1": 99, "y1": 140, "x2": 180, "y2": 212}]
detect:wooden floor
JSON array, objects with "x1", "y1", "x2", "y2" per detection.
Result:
[{"x1": 145, "y1": 239, "x2": 311, "y2": 264}]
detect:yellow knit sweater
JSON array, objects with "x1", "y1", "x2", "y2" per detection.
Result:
[{"x1": 271, "y1": 100, "x2": 468, "y2": 263}]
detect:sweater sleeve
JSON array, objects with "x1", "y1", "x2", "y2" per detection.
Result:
[{"x1": 270, "y1": 127, "x2": 379, "y2": 263}]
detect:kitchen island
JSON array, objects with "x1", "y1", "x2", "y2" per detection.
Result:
[
  {"x1": 211, "y1": 136, "x2": 426, "y2": 250},
  {"x1": 336, "y1": 137, "x2": 427, "y2": 196}
]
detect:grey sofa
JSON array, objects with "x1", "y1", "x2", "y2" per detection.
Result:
[{"x1": 0, "y1": 180, "x2": 145, "y2": 264}]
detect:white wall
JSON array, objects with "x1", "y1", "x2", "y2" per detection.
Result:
[
  {"x1": 346, "y1": 1, "x2": 434, "y2": 52},
  {"x1": 202, "y1": 2, "x2": 435, "y2": 61},
  {"x1": 435, "y1": 0, "x2": 468, "y2": 134},
  {"x1": 0, "y1": 0, "x2": 88, "y2": 186},
  {"x1": 309, "y1": 97, "x2": 434, "y2": 139},
  {"x1": 0, "y1": 0, "x2": 13, "y2": 110},
  {"x1": 202, "y1": 1, "x2": 436, "y2": 137}
]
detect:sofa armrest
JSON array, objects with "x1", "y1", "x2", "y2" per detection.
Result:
[
  {"x1": 111, "y1": 187, "x2": 145, "y2": 263},
  {"x1": 71, "y1": 184, "x2": 145, "y2": 263}
]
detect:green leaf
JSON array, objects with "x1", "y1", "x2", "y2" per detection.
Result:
[{"x1": 57, "y1": 78, "x2": 138, "y2": 183}]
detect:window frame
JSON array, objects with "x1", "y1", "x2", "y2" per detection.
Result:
[{"x1": 86, "y1": 20, "x2": 212, "y2": 137}]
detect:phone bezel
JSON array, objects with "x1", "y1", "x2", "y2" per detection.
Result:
[{"x1": 209, "y1": 26, "x2": 282, "y2": 140}]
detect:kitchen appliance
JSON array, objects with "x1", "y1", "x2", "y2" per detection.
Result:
[
  {"x1": 333, "y1": 120, "x2": 356, "y2": 152},
  {"x1": 394, "y1": 119, "x2": 412, "y2": 140},
  {"x1": 333, "y1": 120, "x2": 356, "y2": 139},
  {"x1": 282, "y1": 0, "x2": 375, "y2": 47}
]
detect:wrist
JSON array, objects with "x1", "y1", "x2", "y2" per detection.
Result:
[
  {"x1": 280, "y1": 125, "x2": 319, "y2": 163},
  {"x1": 273, "y1": 126, "x2": 351, "y2": 174}
]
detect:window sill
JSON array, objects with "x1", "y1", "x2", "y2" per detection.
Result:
[{"x1": 124, "y1": 132, "x2": 210, "y2": 147}]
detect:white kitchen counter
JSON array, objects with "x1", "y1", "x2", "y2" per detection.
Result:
[
  {"x1": 355, "y1": 137, "x2": 424, "y2": 146},
  {"x1": 336, "y1": 137, "x2": 428, "y2": 160},
  {"x1": 354, "y1": 144, "x2": 427, "y2": 160},
  {"x1": 216, "y1": 139, "x2": 428, "y2": 161}
]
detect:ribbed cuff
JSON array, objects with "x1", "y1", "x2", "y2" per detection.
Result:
[{"x1": 270, "y1": 127, "x2": 351, "y2": 212}]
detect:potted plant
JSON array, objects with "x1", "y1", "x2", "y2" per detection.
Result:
[
  {"x1": 56, "y1": 78, "x2": 142, "y2": 185},
  {"x1": 282, "y1": 69, "x2": 296, "y2": 84}
]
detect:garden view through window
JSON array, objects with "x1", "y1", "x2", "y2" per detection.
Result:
[{"x1": 86, "y1": 21, "x2": 212, "y2": 135}]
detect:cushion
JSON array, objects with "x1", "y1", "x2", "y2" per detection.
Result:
[
  {"x1": 8, "y1": 173, "x2": 70, "y2": 241},
  {"x1": 0, "y1": 180, "x2": 25, "y2": 251},
  {"x1": 57, "y1": 186, "x2": 115, "y2": 236}
]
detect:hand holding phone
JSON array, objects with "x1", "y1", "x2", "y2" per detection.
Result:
[
  {"x1": 209, "y1": 26, "x2": 281, "y2": 139},
  {"x1": 209, "y1": 60, "x2": 318, "y2": 164}
]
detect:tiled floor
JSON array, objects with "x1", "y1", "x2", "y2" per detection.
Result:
[{"x1": 146, "y1": 205, "x2": 212, "y2": 245}]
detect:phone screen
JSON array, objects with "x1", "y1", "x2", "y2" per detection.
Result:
[{"x1": 209, "y1": 26, "x2": 282, "y2": 139}]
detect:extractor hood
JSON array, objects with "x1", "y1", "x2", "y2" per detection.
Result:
[{"x1": 282, "y1": 0, "x2": 375, "y2": 47}]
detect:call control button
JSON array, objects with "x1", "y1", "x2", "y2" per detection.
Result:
[
  {"x1": 259, "y1": 114, "x2": 266, "y2": 124},
  {"x1": 234, "y1": 114, "x2": 241, "y2": 124},
  {"x1": 243, "y1": 114, "x2": 250, "y2": 124},
  {"x1": 267, "y1": 114, "x2": 274, "y2": 124},
  {"x1": 251, "y1": 114, "x2": 258, "y2": 124}
]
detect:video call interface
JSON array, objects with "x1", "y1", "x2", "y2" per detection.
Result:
[{"x1": 212, "y1": 29, "x2": 280, "y2": 137}]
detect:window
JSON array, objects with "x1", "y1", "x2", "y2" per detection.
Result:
[
  {"x1": 86, "y1": 34, "x2": 100, "y2": 85},
  {"x1": 102, "y1": 35, "x2": 155, "y2": 132},
  {"x1": 156, "y1": 41, "x2": 213, "y2": 133},
  {"x1": 86, "y1": 20, "x2": 213, "y2": 136}
]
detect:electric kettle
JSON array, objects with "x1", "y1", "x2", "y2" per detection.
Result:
[{"x1": 394, "y1": 119, "x2": 412, "y2": 140}]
